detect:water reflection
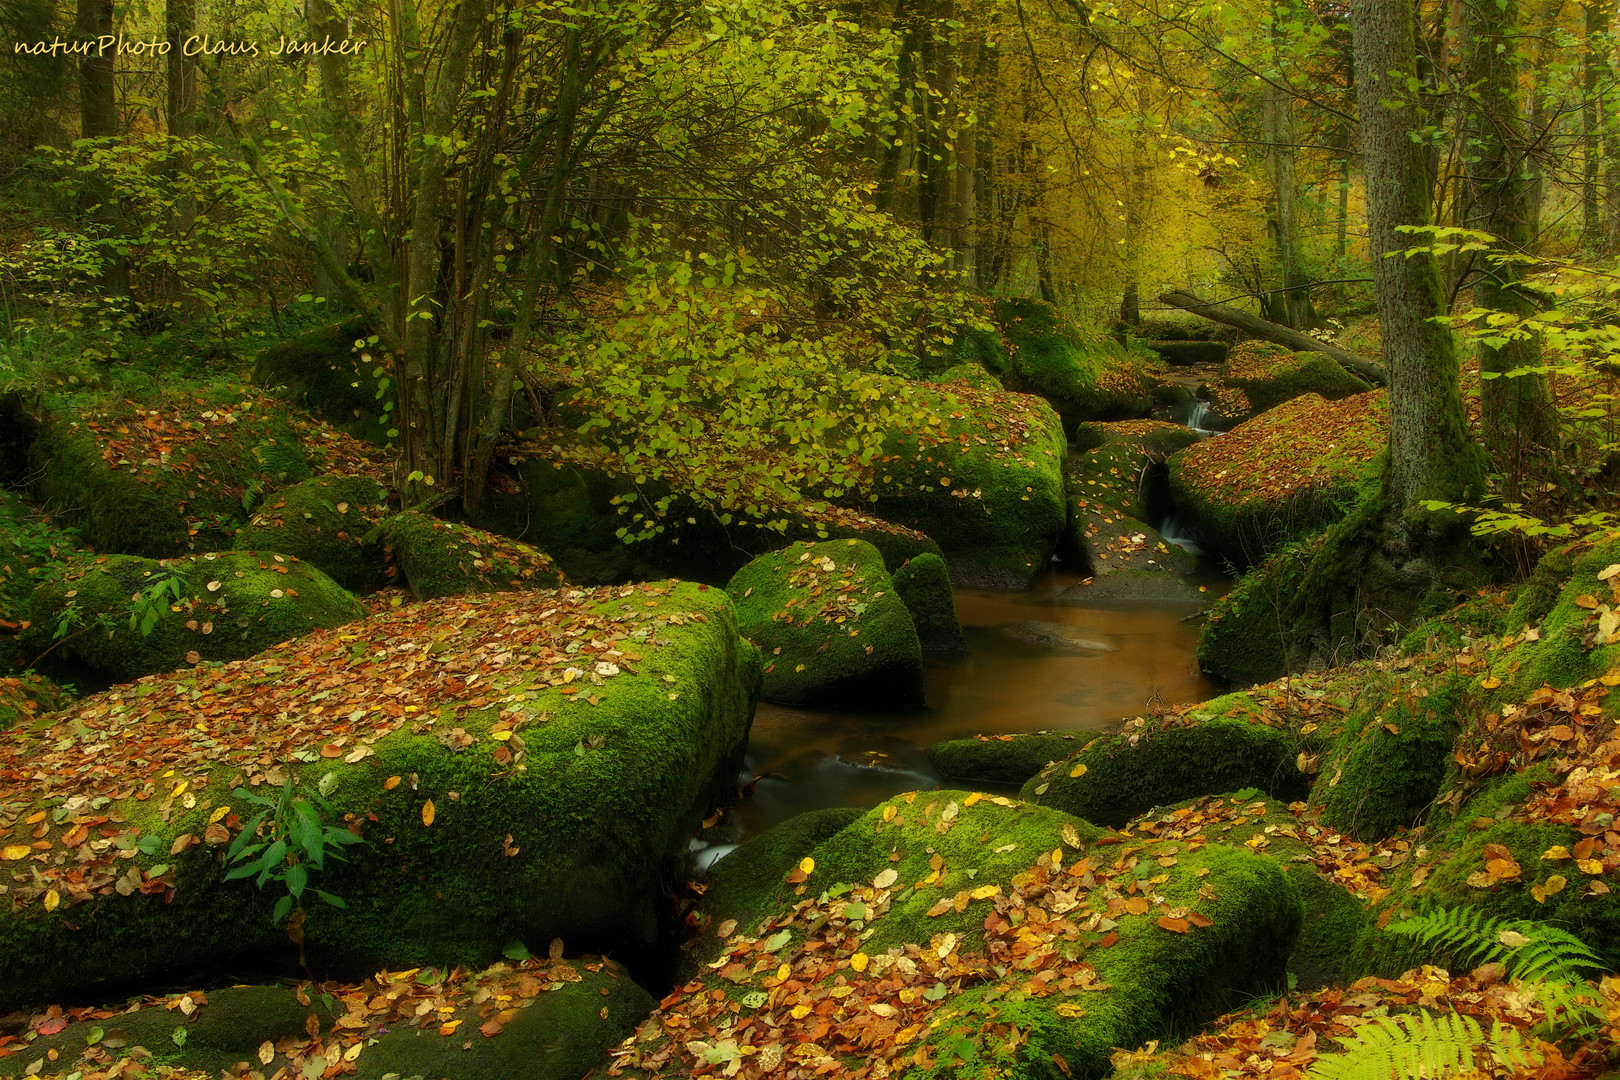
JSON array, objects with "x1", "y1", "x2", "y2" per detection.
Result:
[{"x1": 731, "y1": 568, "x2": 1225, "y2": 841}]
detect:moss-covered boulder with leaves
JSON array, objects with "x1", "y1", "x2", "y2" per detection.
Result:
[
  {"x1": 615, "y1": 790, "x2": 1301, "y2": 1080},
  {"x1": 1197, "y1": 537, "x2": 1321, "y2": 687},
  {"x1": 381, "y1": 510, "x2": 565, "y2": 600},
  {"x1": 0, "y1": 672, "x2": 72, "y2": 731},
  {"x1": 29, "y1": 390, "x2": 312, "y2": 559},
  {"x1": 251, "y1": 318, "x2": 391, "y2": 445},
  {"x1": 935, "y1": 363, "x2": 1005, "y2": 391},
  {"x1": 1168, "y1": 391, "x2": 1386, "y2": 568},
  {"x1": 22, "y1": 551, "x2": 364, "y2": 683},
  {"x1": 987, "y1": 297, "x2": 1155, "y2": 429},
  {"x1": 890, "y1": 551, "x2": 963, "y2": 650},
  {"x1": 0, "y1": 582, "x2": 758, "y2": 1010},
  {"x1": 926, "y1": 730, "x2": 1090, "y2": 786},
  {"x1": 231, "y1": 476, "x2": 392, "y2": 592},
  {"x1": 727, "y1": 539, "x2": 923, "y2": 707},
  {"x1": 1490, "y1": 528, "x2": 1620, "y2": 694},
  {"x1": 1021, "y1": 695, "x2": 1311, "y2": 828},
  {"x1": 0, "y1": 959, "x2": 653, "y2": 1080},
  {"x1": 1210, "y1": 342, "x2": 1369, "y2": 425}
]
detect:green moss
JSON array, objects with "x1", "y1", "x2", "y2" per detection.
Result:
[
  {"x1": 30, "y1": 394, "x2": 311, "y2": 559},
  {"x1": 727, "y1": 539, "x2": 922, "y2": 706},
  {"x1": 890, "y1": 552, "x2": 963, "y2": 650},
  {"x1": 993, "y1": 298, "x2": 1155, "y2": 428},
  {"x1": 936, "y1": 363, "x2": 1005, "y2": 391},
  {"x1": 232, "y1": 475, "x2": 391, "y2": 592},
  {"x1": 1503, "y1": 529, "x2": 1620, "y2": 693},
  {"x1": 1021, "y1": 712, "x2": 1309, "y2": 828},
  {"x1": 381, "y1": 510, "x2": 565, "y2": 599},
  {"x1": 22, "y1": 551, "x2": 364, "y2": 682},
  {"x1": 926, "y1": 731, "x2": 1087, "y2": 786},
  {"x1": 1223, "y1": 350, "x2": 1368, "y2": 416},
  {"x1": 251, "y1": 318, "x2": 391, "y2": 445},
  {"x1": 0, "y1": 671, "x2": 73, "y2": 730},
  {"x1": 0, "y1": 583, "x2": 759, "y2": 1010}
]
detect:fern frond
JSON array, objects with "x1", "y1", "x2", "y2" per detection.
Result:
[
  {"x1": 1386, "y1": 907, "x2": 1608, "y2": 984},
  {"x1": 1307, "y1": 1011, "x2": 1532, "y2": 1080}
]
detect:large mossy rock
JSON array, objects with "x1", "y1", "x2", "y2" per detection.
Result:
[
  {"x1": 381, "y1": 510, "x2": 565, "y2": 599},
  {"x1": 1210, "y1": 341, "x2": 1369, "y2": 424},
  {"x1": 615, "y1": 792, "x2": 1301, "y2": 1080},
  {"x1": 926, "y1": 730, "x2": 1090, "y2": 786},
  {"x1": 232, "y1": 475, "x2": 392, "y2": 592},
  {"x1": 30, "y1": 391, "x2": 312, "y2": 559},
  {"x1": 1168, "y1": 391, "x2": 1386, "y2": 568},
  {"x1": 1021, "y1": 697, "x2": 1311, "y2": 828},
  {"x1": 987, "y1": 297, "x2": 1155, "y2": 428},
  {"x1": 727, "y1": 539, "x2": 923, "y2": 707},
  {"x1": 23, "y1": 551, "x2": 365, "y2": 683},
  {"x1": 0, "y1": 959, "x2": 653, "y2": 1080},
  {"x1": 890, "y1": 551, "x2": 964, "y2": 650},
  {"x1": 251, "y1": 318, "x2": 391, "y2": 444},
  {"x1": 0, "y1": 582, "x2": 758, "y2": 1010},
  {"x1": 1490, "y1": 528, "x2": 1620, "y2": 694}
]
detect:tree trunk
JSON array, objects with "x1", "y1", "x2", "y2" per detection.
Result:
[
  {"x1": 1352, "y1": 0, "x2": 1486, "y2": 510},
  {"x1": 75, "y1": 0, "x2": 115, "y2": 138},
  {"x1": 1158, "y1": 289, "x2": 1386, "y2": 384},
  {"x1": 1464, "y1": 0, "x2": 1554, "y2": 466},
  {"x1": 1265, "y1": 74, "x2": 1316, "y2": 331}
]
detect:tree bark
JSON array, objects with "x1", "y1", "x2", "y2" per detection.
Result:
[
  {"x1": 1352, "y1": 0, "x2": 1486, "y2": 510},
  {"x1": 75, "y1": 0, "x2": 115, "y2": 138},
  {"x1": 1157, "y1": 288, "x2": 1386, "y2": 384}
]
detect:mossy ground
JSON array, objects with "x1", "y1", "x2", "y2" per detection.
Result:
[
  {"x1": 232, "y1": 475, "x2": 392, "y2": 592},
  {"x1": 382, "y1": 509, "x2": 565, "y2": 599},
  {"x1": 21, "y1": 551, "x2": 364, "y2": 683},
  {"x1": 726, "y1": 539, "x2": 923, "y2": 707}
]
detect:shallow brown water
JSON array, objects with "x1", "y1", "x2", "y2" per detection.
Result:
[{"x1": 714, "y1": 568, "x2": 1226, "y2": 851}]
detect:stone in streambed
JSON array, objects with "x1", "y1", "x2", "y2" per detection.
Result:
[
  {"x1": 890, "y1": 552, "x2": 964, "y2": 650},
  {"x1": 989, "y1": 620, "x2": 1117, "y2": 653},
  {"x1": 380, "y1": 510, "x2": 565, "y2": 600},
  {"x1": 926, "y1": 730, "x2": 1089, "y2": 786}
]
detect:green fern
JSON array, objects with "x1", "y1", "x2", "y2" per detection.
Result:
[
  {"x1": 1386, "y1": 907, "x2": 1607, "y2": 985},
  {"x1": 1306, "y1": 1012, "x2": 1531, "y2": 1080}
]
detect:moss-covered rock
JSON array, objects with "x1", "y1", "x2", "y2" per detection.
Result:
[
  {"x1": 890, "y1": 552, "x2": 963, "y2": 650},
  {"x1": 989, "y1": 297, "x2": 1156, "y2": 429},
  {"x1": 0, "y1": 960, "x2": 652, "y2": 1080},
  {"x1": 1168, "y1": 391, "x2": 1386, "y2": 568},
  {"x1": 619, "y1": 790, "x2": 1302, "y2": 1080},
  {"x1": 251, "y1": 318, "x2": 391, "y2": 445},
  {"x1": 727, "y1": 539, "x2": 923, "y2": 707},
  {"x1": 22, "y1": 551, "x2": 364, "y2": 683},
  {"x1": 926, "y1": 731, "x2": 1089, "y2": 786},
  {"x1": 1495, "y1": 528, "x2": 1620, "y2": 693},
  {"x1": 935, "y1": 363, "x2": 1005, "y2": 391},
  {"x1": 1021, "y1": 697, "x2": 1311, "y2": 828},
  {"x1": 1146, "y1": 340, "x2": 1228, "y2": 366},
  {"x1": 381, "y1": 510, "x2": 565, "y2": 600},
  {"x1": 1211, "y1": 342, "x2": 1369, "y2": 423},
  {"x1": 29, "y1": 391, "x2": 312, "y2": 559},
  {"x1": 231, "y1": 476, "x2": 391, "y2": 592},
  {"x1": 0, "y1": 582, "x2": 758, "y2": 1009},
  {"x1": 1196, "y1": 538, "x2": 1320, "y2": 687},
  {"x1": 0, "y1": 672, "x2": 72, "y2": 730}
]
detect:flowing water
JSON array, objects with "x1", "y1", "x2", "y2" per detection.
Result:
[{"x1": 696, "y1": 566, "x2": 1228, "y2": 864}]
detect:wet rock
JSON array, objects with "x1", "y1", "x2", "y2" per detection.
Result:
[
  {"x1": 890, "y1": 552, "x2": 964, "y2": 650},
  {"x1": 1058, "y1": 567, "x2": 1206, "y2": 606},
  {"x1": 926, "y1": 730, "x2": 1087, "y2": 785}
]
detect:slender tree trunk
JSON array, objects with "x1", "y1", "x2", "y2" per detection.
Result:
[
  {"x1": 1585, "y1": 3, "x2": 1609, "y2": 250},
  {"x1": 1334, "y1": 157, "x2": 1350, "y2": 308},
  {"x1": 953, "y1": 32, "x2": 981, "y2": 281},
  {"x1": 1352, "y1": 0, "x2": 1486, "y2": 510},
  {"x1": 1118, "y1": 134, "x2": 1147, "y2": 327},
  {"x1": 1265, "y1": 74, "x2": 1316, "y2": 330}
]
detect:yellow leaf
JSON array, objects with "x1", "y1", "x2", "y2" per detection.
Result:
[
  {"x1": 1069, "y1": 763, "x2": 1088, "y2": 779},
  {"x1": 1577, "y1": 858, "x2": 1604, "y2": 875},
  {"x1": 1, "y1": 845, "x2": 30, "y2": 861},
  {"x1": 43, "y1": 889, "x2": 60, "y2": 912},
  {"x1": 790, "y1": 1003, "x2": 812, "y2": 1020},
  {"x1": 438, "y1": 1020, "x2": 461, "y2": 1036},
  {"x1": 963, "y1": 792, "x2": 982, "y2": 806},
  {"x1": 422, "y1": 800, "x2": 436, "y2": 827},
  {"x1": 799, "y1": 857, "x2": 814, "y2": 875},
  {"x1": 258, "y1": 1041, "x2": 275, "y2": 1066},
  {"x1": 850, "y1": 952, "x2": 869, "y2": 972},
  {"x1": 882, "y1": 805, "x2": 897, "y2": 823},
  {"x1": 208, "y1": 805, "x2": 231, "y2": 824},
  {"x1": 491, "y1": 730, "x2": 514, "y2": 742},
  {"x1": 1480, "y1": 676, "x2": 1502, "y2": 689},
  {"x1": 776, "y1": 963, "x2": 790, "y2": 981},
  {"x1": 970, "y1": 884, "x2": 1001, "y2": 900},
  {"x1": 384, "y1": 775, "x2": 402, "y2": 791}
]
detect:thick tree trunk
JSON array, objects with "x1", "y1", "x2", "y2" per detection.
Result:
[
  {"x1": 1157, "y1": 289, "x2": 1386, "y2": 384},
  {"x1": 75, "y1": 0, "x2": 115, "y2": 138},
  {"x1": 1464, "y1": 0, "x2": 1554, "y2": 464},
  {"x1": 1352, "y1": 0, "x2": 1486, "y2": 510}
]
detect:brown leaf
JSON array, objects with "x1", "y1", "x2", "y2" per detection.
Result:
[{"x1": 1157, "y1": 916, "x2": 1190, "y2": 933}]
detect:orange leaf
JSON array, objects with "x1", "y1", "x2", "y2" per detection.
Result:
[
  {"x1": 384, "y1": 775, "x2": 402, "y2": 791},
  {"x1": 479, "y1": 1019, "x2": 503, "y2": 1038},
  {"x1": 422, "y1": 800, "x2": 435, "y2": 827},
  {"x1": 1124, "y1": 897, "x2": 1151, "y2": 916},
  {"x1": 1157, "y1": 916, "x2": 1190, "y2": 933}
]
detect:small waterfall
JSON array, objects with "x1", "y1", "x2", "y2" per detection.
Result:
[
  {"x1": 1185, "y1": 399, "x2": 1218, "y2": 435},
  {"x1": 1157, "y1": 511, "x2": 1204, "y2": 556}
]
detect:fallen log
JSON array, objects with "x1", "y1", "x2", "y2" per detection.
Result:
[{"x1": 1158, "y1": 289, "x2": 1387, "y2": 386}]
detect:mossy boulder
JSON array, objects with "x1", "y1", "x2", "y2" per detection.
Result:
[
  {"x1": 890, "y1": 552, "x2": 963, "y2": 650},
  {"x1": 1196, "y1": 538, "x2": 1320, "y2": 687},
  {"x1": 988, "y1": 297, "x2": 1155, "y2": 428},
  {"x1": 926, "y1": 730, "x2": 1090, "y2": 786},
  {"x1": 0, "y1": 582, "x2": 758, "y2": 1009},
  {"x1": 22, "y1": 551, "x2": 364, "y2": 683},
  {"x1": 935, "y1": 363, "x2": 1005, "y2": 391},
  {"x1": 381, "y1": 510, "x2": 565, "y2": 599},
  {"x1": 29, "y1": 391, "x2": 312, "y2": 559},
  {"x1": 727, "y1": 539, "x2": 923, "y2": 707},
  {"x1": 619, "y1": 790, "x2": 1302, "y2": 1080},
  {"x1": 1057, "y1": 567, "x2": 1206, "y2": 605},
  {"x1": 1072, "y1": 418, "x2": 1203, "y2": 461},
  {"x1": 1212, "y1": 342, "x2": 1369, "y2": 423},
  {"x1": 1494, "y1": 528, "x2": 1620, "y2": 694},
  {"x1": 866, "y1": 382, "x2": 1067, "y2": 589},
  {"x1": 1168, "y1": 391, "x2": 1386, "y2": 568},
  {"x1": 251, "y1": 318, "x2": 391, "y2": 445},
  {"x1": 0, "y1": 672, "x2": 72, "y2": 730},
  {"x1": 1021, "y1": 696, "x2": 1311, "y2": 828},
  {"x1": 1146, "y1": 340, "x2": 1229, "y2": 366},
  {"x1": 0, "y1": 960, "x2": 652, "y2": 1080},
  {"x1": 231, "y1": 475, "x2": 392, "y2": 592}
]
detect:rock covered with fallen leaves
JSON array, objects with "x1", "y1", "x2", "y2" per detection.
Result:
[
  {"x1": 380, "y1": 511, "x2": 565, "y2": 600},
  {"x1": 727, "y1": 540, "x2": 923, "y2": 708},
  {"x1": 986, "y1": 297, "x2": 1156, "y2": 432},
  {"x1": 0, "y1": 957, "x2": 653, "y2": 1080},
  {"x1": 0, "y1": 581, "x2": 758, "y2": 1009},
  {"x1": 232, "y1": 476, "x2": 393, "y2": 593},
  {"x1": 22, "y1": 551, "x2": 366, "y2": 683},
  {"x1": 1167, "y1": 391, "x2": 1386, "y2": 567},
  {"x1": 611, "y1": 790, "x2": 1302, "y2": 1080},
  {"x1": 1208, "y1": 341, "x2": 1370, "y2": 426}
]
